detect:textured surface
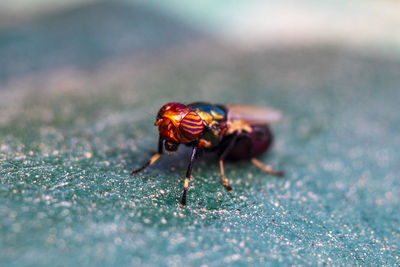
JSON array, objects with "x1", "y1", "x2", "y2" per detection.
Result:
[{"x1": 1, "y1": 2, "x2": 400, "y2": 266}]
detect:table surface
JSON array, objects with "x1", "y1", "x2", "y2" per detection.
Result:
[{"x1": 1, "y1": 2, "x2": 399, "y2": 266}]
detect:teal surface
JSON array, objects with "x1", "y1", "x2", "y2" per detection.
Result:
[{"x1": 1, "y1": 2, "x2": 400, "y2": 266}]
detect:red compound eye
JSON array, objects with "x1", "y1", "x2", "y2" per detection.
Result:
[
  {"x1": 179, "y1": 111, "x2": 204, "y2": 139},
  {"x1": 157, "y1": 102, "x2": 188, "y2": 119}
]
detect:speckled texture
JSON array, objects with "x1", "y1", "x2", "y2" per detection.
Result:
[{"x1": 1, "y1": 2, "x2": 400, "y2": 267}]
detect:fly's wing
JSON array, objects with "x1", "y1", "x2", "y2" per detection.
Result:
[{"x1": 226, "y1": 104, "x2": 282, "y2": 125}]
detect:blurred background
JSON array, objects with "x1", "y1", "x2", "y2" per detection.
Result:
[
  {"x1": 2, "y1": 0, "x2": 400, "y2": 83},
  {"x1": 1, "y1": 1, "x2": 400, "y2": 266}
]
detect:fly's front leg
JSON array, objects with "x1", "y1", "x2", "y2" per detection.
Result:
[
  {"x1": 131, "y1": 136, "x2": 163, "y2": 175},
  {"x1": 181, "y1": 146, "x2": 198, "y2": 206}
]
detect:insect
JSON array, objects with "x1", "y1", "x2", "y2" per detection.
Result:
[{"x1": 132, "y1": 102, "x2": 284, "y2": 206}]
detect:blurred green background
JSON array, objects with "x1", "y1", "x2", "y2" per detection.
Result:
[{"x1": 1, "y1": 1, "x2": 399, "y2": 266}]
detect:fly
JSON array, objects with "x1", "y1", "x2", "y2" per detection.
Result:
[{"x1": 131, "y1": 102, "x2": 284, "y2": 206}]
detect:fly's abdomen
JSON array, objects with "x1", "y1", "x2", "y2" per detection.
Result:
[{"x1": 224, "y1": 125, "x2": 273, "y2": 161}]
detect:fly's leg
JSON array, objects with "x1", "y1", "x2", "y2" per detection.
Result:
[
  {"x1": 131, "y1": 136, "x2": 163, "y2": 175},
  {"x1": 251, "y1": 158, "x2": 284, "y2": 177},
  {"x1": 131, "y1": 154, "x2": 161, "y2": 175},
  {"x1": 219, "y1": 160, "x2": 232, "y2": 191},
  {"x1": 238, "y1": 134, "x2": 284, "y2": 177},
  {"x1": 218, "y1": 134, "x2": 239, "y2": 191},
  {"x1": 181, "y1": 146, "x2": 198, "y2": 206}
]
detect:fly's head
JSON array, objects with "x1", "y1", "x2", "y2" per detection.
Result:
[{"x1": 155, "y1": 102, "x2": 204, "y2": 151}]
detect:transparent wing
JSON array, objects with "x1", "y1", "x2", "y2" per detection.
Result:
[{"x1": 226, "y1": 104, "x2": 282, "y2": 125}]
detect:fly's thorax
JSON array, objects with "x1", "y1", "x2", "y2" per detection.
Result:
[
  {"x1": 188, "y1": 103, "x2": 227, "y2": 127},
  {"x1": 199, "y1": 128, "x2": 222, "y2": 149},
  {"x1": 186, "y1": 102, "x2": 228, "y2": 149}
]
